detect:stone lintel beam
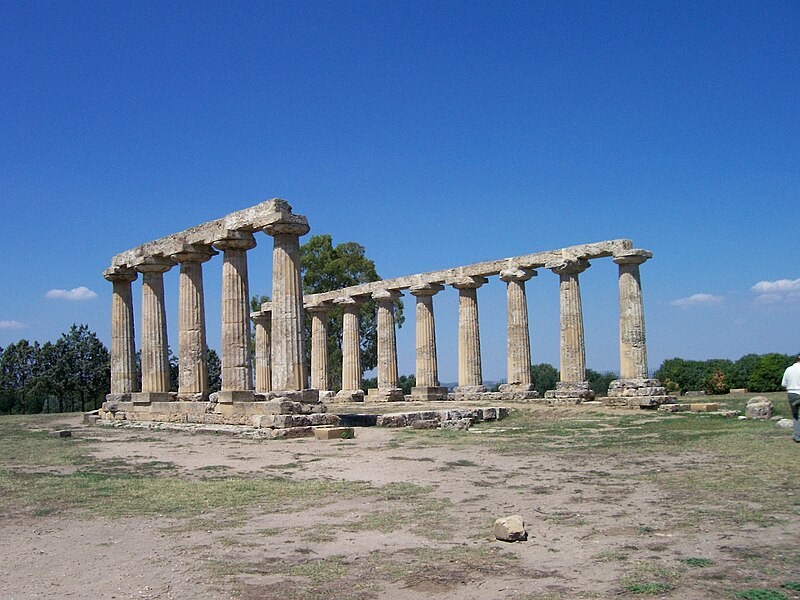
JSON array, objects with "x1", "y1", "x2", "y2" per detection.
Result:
[
  {"x1": 303, "y1": 239, "x2": 634, "y2": 305},
  {"x1": 111, "y1": 199, "x2": 306, "y2": 269},
  {"x1": 613, "y1": 249, "x2": 653, "y2": 265}
]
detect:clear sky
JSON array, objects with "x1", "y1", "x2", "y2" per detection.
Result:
[{"x1": 1, "y1": 1, "x2": 798, "y2": 382}]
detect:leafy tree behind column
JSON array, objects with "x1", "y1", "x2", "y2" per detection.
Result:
[
  {"x1": 300, "y1": 234, "x2": 403, "y2": 390},
  {"x1": 530, "y1": 363, "x2": 559, "y2": 397}
]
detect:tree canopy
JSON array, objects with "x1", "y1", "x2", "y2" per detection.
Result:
[
  {"x1": 300, "y1": 234, "x2": 404, "y2": 390},
  {"x1": 654, "y1": 353, "x2": 795, "y2": 394}
]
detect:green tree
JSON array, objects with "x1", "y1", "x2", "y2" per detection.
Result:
[
  {"x1": 728, "y1": 354, "x2": 761, "y2": 389},
  {"x1": 207, "y1": 348, "x2": 221, "y2": 393},
  {"x1": 300, "y1": 234, "x2": 403, "y2": 390},
  {"x1": 586, "y1": 368, "x2": 617, "y2": 397},
  {"x1": 398, "y1": 374, "x2": 416, "y2": 395},
  {"x1": 530, "y1": 363, "x2": 559, "y2": 396},
  {"x1": 0, "y1": 339, "x2": 41, "y2": 413},
  {"x1": 748, "y1": 353, "x2": 793, "y2": 392}
]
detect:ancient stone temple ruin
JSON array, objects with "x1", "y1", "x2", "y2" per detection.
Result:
[{"x1": 100, "y1": 198, "x2": 671, "y2": 433}]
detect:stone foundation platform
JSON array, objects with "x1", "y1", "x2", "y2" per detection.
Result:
[
  {"x1": 598, "y1": 378, "x2": 676, "y2": 409},
  {"x1": 99, "y1": 388, "x2": 335, "y2": 432},
  {"x1": 544, "y1": 381, "x2": 595, "y2": 404}
]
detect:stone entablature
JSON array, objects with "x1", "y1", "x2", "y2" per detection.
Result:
[
  {"x1": 300, "y1": 239, "x2": 633, "y2": 305},
  {"x1": 107, "y1": 199, "x2": 307, "y2": 271}
]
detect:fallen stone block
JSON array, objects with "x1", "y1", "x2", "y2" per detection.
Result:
[
  {"x1": 48, "y1": 430, "x2": 72, "y2": 438},
  {"x1": 376, "y1": 413, "x2": 408, "y2": 428},
  {"x1": 411, "y1": 419, "x2": 440, "y2": 430},
  {"x1": 776, "y1": 419, "x2": 793, "y2": 429},
  {"x1": 745, "y1": 398, "x2": 773, "y2": 420},
  {"x1": 494, "y1": 515, "x2": 527, "y2": 542},
  {"x1": 689, "y1": 403, "x2": 719, "y2": 412},
  {"x1": 440, "y1": 418, "x2": 471, "y2": 430},
  {"x1": 314, "y1": 427, "x2": 355, "y2": 440}
]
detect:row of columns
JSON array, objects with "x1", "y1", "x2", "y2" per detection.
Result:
[
  {"x1": 105, "y1": 222, "x2": 309, "y2": 402},
  {"x1": 292, "y1": 251, "x2": 651, "y2": 400}
]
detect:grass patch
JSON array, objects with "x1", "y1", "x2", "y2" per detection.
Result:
[
  {"x1": 621, "y1": 560, "x2": 682, "y2": 595},
  {"x1": 679, "y1": 557, "x2": 713, "y2": 567},
  {"x1": 734, "y1": 590, "x2": 789, "y2": 600},
  {"x1": 0, "y1": 468, "x2": 370, "y2": 518}
]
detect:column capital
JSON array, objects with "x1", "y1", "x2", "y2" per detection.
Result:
[
  {"x1": 452, "y1": 275, "x2": 489, "y2": 290},
  {"x1": 261, "y1": 220, "x2": 310, "y2": 237},
  {"x1": 134, "y1": 256, "x2": 176, "y2": 274},
  {"x1": 213, "y1": 230, "x2": 257, "y2": 251},
  {"x1": 251, "y1": 309, "x2": 272, "y2": 323},
  {"x1": 306, "y1": 301, "x2": 333, "y2": 315},
  {"x1": 335, "y1": 295, "x2": 367, "y2": 308},
  {"x1": 547, "y1": 259, "x2": 590, "y2": 276},
  {"x1": 172, "y1": 243, "x2": 218, "y2": 264},
  {"x1": 499, "y1": 267, "x2": 536, "y2": 283},
  {"x1": 103, "y1": 267, "x2": 138, "y2": 283},
  {"x1": 410, "y1": 283, "x2": 445, "y2": 297},
  {"x1": 613, "y1": 249, "x2": 652, "y2": 266},
  {"x1": 373, "y1": 289, "x2": 403, "y2": 303}
]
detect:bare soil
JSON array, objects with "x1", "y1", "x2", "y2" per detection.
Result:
[{"x1": 1, "y1": 409, "x2": 798, "y2": 600}]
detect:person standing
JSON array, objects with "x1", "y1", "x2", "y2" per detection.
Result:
[{"x1": 781, "y1": 355, "x2": 800, "y2": 443}]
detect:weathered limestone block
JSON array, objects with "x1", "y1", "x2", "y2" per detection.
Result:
[
  {"x1": 494, "y1": 515, "x2": 528, "y2": 542},
  {"x1": 441, "y1": 418, "x2": 472, "y2": 431},
  {"x1": 314, "y1": 427, "x2": 354, "y2": 440},
  {"x1": 544, "y1": 381, "x2": 594, "y2": 404},
  {"x1": 746, "y1": 397, "x2": 773, "y2": 420},
  {"x1": 690, "y1": 403, "x2": 719, "y2": 412},
  {"x1": 411, "y1": 419, "x2": 440, "y2": 430}
]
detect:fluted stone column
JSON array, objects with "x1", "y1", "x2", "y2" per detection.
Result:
[
  {"x1": 410, "y1": 283, "x2": 447, "y2": 401},
  {"x1": 546, "y1": 259, "x2": 593, "y2": 402},
  {"x1": 173, "y1": 245, "x2": 216, "y2": 401},
  {"x1": 335, "y1": 297, "x2": 365, "y2": 402},
  {"x1": 104, "y1": 267, "x2": 138, "y2": 397},
  {"x1": 498, "y1": 268, "x2": 539, "y2": 398},
  {"x1": 252, "y1": 304, "x2": 273, "y2": 393},
  {"x1": 307, "y1": 303, "x2": 333, "y2": 398},
  {"x1": 452, "y1": 277, "x2": 487, "y2": 396},
  {"x1": 369, "y1": 289, "x2": 404, "y2": 402},
  {"x1": 263, "y1": 221, "x2": 310, "y2": 397},
  {"x1": 606, "y1": 249, "x2": 669, "y2": 406},
  {"x1": 214, "y1": 231, "x2": 257, "y2": 403},
  {"x1": 135, "y1": 256, "x2": 175, "y2": 403}
]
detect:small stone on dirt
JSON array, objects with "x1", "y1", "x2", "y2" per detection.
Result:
[
  {"x1": 49, "y1": 430, "x2": 72, "y2": 438},
  {"x1": 494, "y1": 515, "x2": 528, "y2": 542},
  {"x1": 776, "y1": 419, "x2": 793, "y2": 429}
]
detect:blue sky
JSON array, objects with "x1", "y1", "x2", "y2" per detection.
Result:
[{"x1": 1, "y1": 1, "x2": 798, "y2": 381}]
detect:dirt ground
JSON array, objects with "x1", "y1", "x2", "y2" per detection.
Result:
[{"x1": 1, "y1": 406, "x2": 798, "y2": 600}]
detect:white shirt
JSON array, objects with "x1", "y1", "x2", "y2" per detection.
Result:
[{"x1": 782, "y1": 362, "x2": 800, "y2": 393}]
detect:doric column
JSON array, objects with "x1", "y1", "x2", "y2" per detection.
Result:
[
  {"x1": 452, "y1": 276, "x2": 488, "y2": 396},
  {"x1": 410, "y1": 283, "x2": 447, "y2": 401},
  {"x1": 262, "y1": 221, "x2": 310, "y2": 394},
  {"x1": 250, "y1": 302, "x2": 272, "y2": 394},
  {"x1": 172, "y1": 244, "x2": 217, "y2": 401},
  {"x1": 546, "y1": 258, "x2": 594, "y2": 402},
  {"x1": 335, "y1": 297, "x2": 365, "y2": 402},
  {"x1": 306, "y1": 302, "x2": 332, "y2": 396},
  {"x1": 369, "y1": 289, "x2": 404, "y2": 402},
  {"x1": 103, "y1": 267, "x2": 138, "y2": 396},
  {"x1": 213, "y1": 231, "x2": 257, "y2": 403},
  {"x1": 252, "y1": 303, "x2": 273, "y2": 393},
  {"x1": 499, "y1": 268, "x2": 537, "y2": 395},
  {"x1": 614, "y1": 250, "x2": 652, "y2": 379},
  {"x1": 135, "y1": 256, "x2": 175, "y2": 402},
  {"x1": 605, "y1": 249, "x2": 669, "y2": 407}
]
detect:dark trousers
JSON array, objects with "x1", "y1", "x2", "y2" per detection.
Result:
[{"x1": 788, "y1": 392, "x2": 800, "y2": 441}]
